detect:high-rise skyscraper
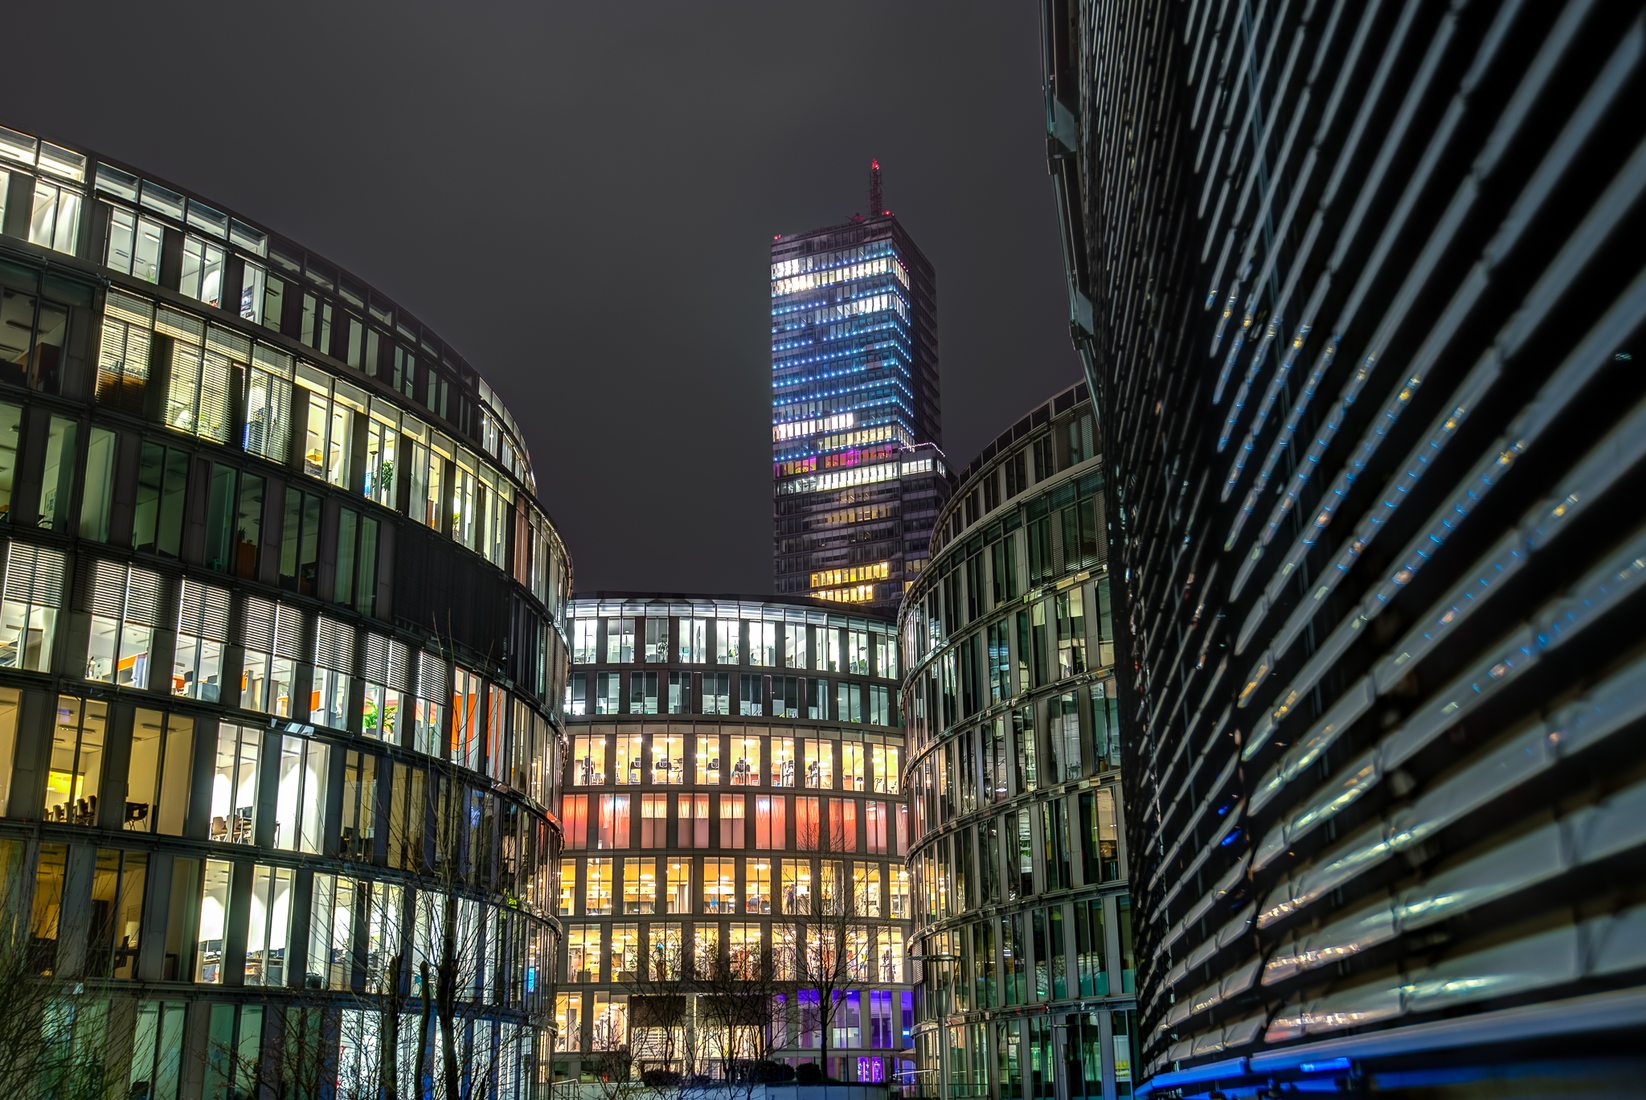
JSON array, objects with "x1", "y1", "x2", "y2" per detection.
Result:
[
  {"x1": 1043, "y1": 3, "x2": 1646, "y2": 1097},
  {"x1": 772, "y1": 162, "x2": 949, "y2": 614}
]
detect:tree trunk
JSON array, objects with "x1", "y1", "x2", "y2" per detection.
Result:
[
  {"x1": 418, "y1": 960, "x2": 435, "y2": 1099},
  {"x1": 439, "y1": 888, "x2": 462, "y2": 1100},
  {"x1": 382, "y1": 952, "x2": 403, "y2": 1100}
]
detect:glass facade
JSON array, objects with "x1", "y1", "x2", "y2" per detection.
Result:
[
  {"x1": 772, "y1": 163, "x2": 950, "y2": 613},
  {"x1": 901, "y1": 384, "x2": 1133, "y2": 1100},
  {"x1": 559, "y1": 595, "x2": 914, "y2": 1086},
  {"x1": 0, "y1": 122, "x2": 570, "y2": 1098},
  {"x1": 1044, "y1": 3, "x2": 1646, "y2": 1096}
]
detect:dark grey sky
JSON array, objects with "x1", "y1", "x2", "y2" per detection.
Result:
[{"x1": 2, "y1": 1, "x2": 1081, "y2": 593}]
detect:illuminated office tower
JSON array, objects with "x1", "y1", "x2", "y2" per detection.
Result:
[
  {"x1": 772, "y1": 161, "x2": 950, "y2": 613},
  {"x1": 0, "y1": 122, "x2": 570, "y2": 1098},
  {"x1": 558, "y1": 595, "x2": 914, "y2": 1086},
  {"x1": 1044, "y1": 3, "x2": 1646, "y2": 1096}
]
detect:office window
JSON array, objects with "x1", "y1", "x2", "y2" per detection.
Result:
[
  {"x1": 865, "y1": 801, "x2": 889, "y2": 854},
  {"x1": 561, "y1": 795, "x2": 588, "y2": 849},
  {"x1": 95, "y1": 292, "x2": 153, "y2": 413},
  {"x1": 244, "y1": 342, "x2": 294, "y2": 463},
  {"x1": 104, "y1": 206, "x2": 163, "y2": 283},
  {"x1": 652, "y1": 732, "x2": 684, "y2": 784},
  {"x1": 597, "y1": 794, "x2": 630, "y2": 850},
  {"x1": 715, "y1": 618, "x2": 741, "y2": 665},
  {"x1": 842, "y1": 744, "x2": 865, "y2": 791},
  {"x1": 693, "y1": 926, "x2": 720, "y2": 977},
  {"x1": 412, "y1": 651, "x2": 448, "y2": 757},
  {"x1": 605, "y1": 617, "x2": 634, "y2": 663},
  {"x1": 640, "y1": 793, "x2": 668, "y2": 846},
  {"x1": 195, "y1": 860, "x2": 232, "y2": 983},
  {"x1": 571, "y1": 734, "x2": 607, "y2": 786},
  {"x1": 847, "y1": 629, "x2": 869, "y2": 674},
  {"x1": 650, "y1": 922, "x2": 683, "y2": 979},
  {"x1": 666, "y1": 671, "x2": 691, "y2": 714},
  {"x1": 642, "y1": 617, "x2": 668, "y2": 662},
  {"x1": 84, "y1": 847, "x2": 146, "y2": 981},
  {"x1": 665, "y1": 859, "x2": 692, "y2": 915},
  {"x1": 244, "y1": 865, "x2": 295, "y2": 987},
  {"x1": 45, "y1": 695, "x2": 107, "y2": 826},
  {"x1": 837, "y1": 683, "x2": 863, "y2": 724},
  {"x1": 746, "y1": 859, "x2": 773, "y2": 915},
  {"x1": 126, "y1": 708, "x2": 193, "y2": 835},
  {"x1": 729, "y1": 734, "x2": 759, "y2": 785},
  {"x1": 695, "y1": 734, "x2": 722, "y2": 785},
  {"x1": 890, "y1": 866, "x2": 910, "y2": 919},
  {"x1": 703, "y1": 673, "x2": 730, "y2": 715},
  {"x1": 311, "y1": 617, "x2": 355, "y2": 729},
  {"x1": 679, "y1": 792, "x2": 709, "y2": 848},
  {"x1": 585, "y1": 858, "x2": 613, "y2": 915},
  {"x1": 771, "y1": 737, "x2": 796, "y2": 787},
  {"x1": 277, "y1": 486, "x2": 322, "y2": 595},
  {"x1": 780, "y1": 859, "x2": 811, "y2": 915},
  {"x1": 203, "y1": 465, "x2": 263, "y2": 580},
  {"x1": 339, "y1": 751, "x2": 376, "y2": 860},
  {"x1": 783, "y1": 623, "x2": 808, "y2": 669},
  {"x1": 568, "y1": 925, "x2": 600, "y2": 982},
  {"x1": 571, "y1": 619, "x2": 597, "y2": 664},
  {"x1": 558, "y1": 860, "x2": 577, "y2": 915},
  {"x1": 274, "y1": 733, "x2": 329, "y2": 854},
  {"x1": 363, "y1": 880, "x2": 403, "y2": 993},
  {"x1": 593, "y1": 672, "x2": 619, "y2": 715},
  {"x1": 772, "y1": 676, "x2": 800, "y2": 718},
  {"x1": 628, "y1": 672, "x2": 659, "y2": 715},
  {"x1": 869, "y1": 685, "x2": 890, "y2": 726},
  {"x1": 704, "y1": 857, "x2": 737, "y2": 914},
  {"x1": 334, "y1": 508, "x2": 380, "y2": 617},
  {"x1": 803, "y1": 739, "x2": 834, "y2": 789},
  {"x1": 39, "y1": 415, "x2": 77, "y2": 531},
  {"x1": 159, "y1": 310, "x2": 238, "y2": 444},
  {"x1": 806, "y1": 679, "x2": 827, "y2": 721},
  {"x1": 210, "y1": 723, "x2": 261, "y2": 844},
  {"x1": 362, "y1": 399, "x2": 399, "y2": 506},
  {"x1": 829, "y1": 799, "x2": 857, "y2": 852},
  {"x1": 361, "y1": 633, "x2": 409, "y2": 742},
  {"x1": 1056, "y1": 588, "x2": 1087, "y2": 677},
  {"x1": 873, "y1": 631, "x2": 897, "y2": 679},
  {"x1": 309, "y1": 873, "x2": 356, "y2": 990},
  {"x1": 822, "y1": 629, "x2": 842, "y2": 672},
  {"x1": 750, "y1": 621, "x2": 777, "y2": 667},
  {"x1": 755, "y1": 794, "x2": 787, "y2": 850},
  {"x1": 678, "y1": 617, "x2": 707, "y2": 663},
  {"x1": 719, "y1": 794, "x2": 745, "y2": 847},
  {"x1": 795, "y1": 797, "x2": 821, "y2": 850},
  {"x1": 615, "y1": 734, "x2": 643, "y2": 785},
  {"x1": 239, "y1": 596, "x2": 301, "y2": 718},
  {"x1": 133, "y1": 441, "x2": 189, "y2": 558},
  {"x1": 872, "y1": 744, "x2": 900, "y2": 794},
  {"x1": 29, "y1": 177, "x2": 81, "y2": 254},
  {"x1": 80, "y1": 559, "x2": 162, "y2": 688},
  {"x1": 623, "y1": 858, "x2": 655, "y2": 915},
  {"x1": 854, "y1": 863, "x2": 882, "y2": 918},
  {"x1": 739, "y1": 674, "x2": 764, "y2": 716}
]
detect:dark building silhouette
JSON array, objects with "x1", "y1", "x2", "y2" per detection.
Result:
[{"x1": 1043, "y1": 2, "x2": 1646, "y2": 1096}]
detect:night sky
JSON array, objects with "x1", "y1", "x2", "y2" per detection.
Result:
[{"x1": 2, "y1": 2, "x2": 1081, "y2": 594}]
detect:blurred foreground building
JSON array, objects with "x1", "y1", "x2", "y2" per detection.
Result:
[
  {"x1": 1043, "y1": 2, "x2": 1646, "y2": 1096},
  {"x1": 0, "y1": 122, "x2": 571, "y2": 1098}
]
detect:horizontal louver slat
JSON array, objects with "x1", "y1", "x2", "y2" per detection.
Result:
[
  {"x1": 178, "y1": 580, "x2": 231, "y2": 640},
  {"x1": 315, "y1": 616, "x2": 355, "y2": 670},
  {"x1": 273, "y1": 605, "x2": 304, "y2": 660},
  {"x1": 4, "y1": 544, "x2": 66, "y2": 604},
  {"x1": 241, "y1": 595, "x2": 275, "y2": 652}
]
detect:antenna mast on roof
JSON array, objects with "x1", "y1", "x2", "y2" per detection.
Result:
[{"x1": 870, "y1": 159, "x2": 883, "y2": 216}]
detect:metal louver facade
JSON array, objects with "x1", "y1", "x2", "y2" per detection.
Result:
[{"x1": 1042, "y1": 1, "x2": 1646, "y2": 1095}]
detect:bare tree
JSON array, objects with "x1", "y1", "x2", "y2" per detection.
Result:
[
  {"x1": 777, "y1": 819, "x2": 873, "y2": 1081},
  {"x1": 0, "y1": 858, "x2": 144, "y2": 1100}
]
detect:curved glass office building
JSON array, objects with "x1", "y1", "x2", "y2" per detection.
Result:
[
  {"x1": 901, "y1": 383, "x2": 1134, "y2": 1100},
  {"x1": 0, "y1": 123, "x2": 570, "y2": 1097},
  {"x1": 557, "y1": 594, "x2": 914, "y2": 1086}
]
